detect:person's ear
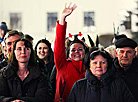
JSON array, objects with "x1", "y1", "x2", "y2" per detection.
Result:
[
  {"x1": 133, "y1": 50, "x2": 136, "y2": 58},
  {"x1": 115, "y1": 50, "x2": 118, "y2": 57}
]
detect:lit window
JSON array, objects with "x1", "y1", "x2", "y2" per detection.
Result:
[{"x1": 47, "y1": 13, "x2": 57, "y2": 32}]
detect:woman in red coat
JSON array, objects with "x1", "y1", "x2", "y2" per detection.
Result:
[{"x1": 54, "y1": 3, "x2": 88, "y2": 102}]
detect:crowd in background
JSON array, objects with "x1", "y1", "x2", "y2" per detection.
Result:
[{"x1": 0, "y1": 3, "x2": 138, "y2": 102}]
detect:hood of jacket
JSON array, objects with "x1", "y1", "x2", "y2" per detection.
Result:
[{"x1": 85, "y1": 69, "x2": 114, "y2": 89}]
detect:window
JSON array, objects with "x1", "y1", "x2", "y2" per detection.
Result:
[
  {"x1": 10, "y1": 13, "x2": 22, "y2": 30},
  {"x1": 121, "y1": 11, "x2": 132, "y2": 30},
  {"x1": 84, "y1": 12, "x2": 95, "y2": 27},
  {"x1": 47, "y1": 13, "x2": 57, "y2": 32}
]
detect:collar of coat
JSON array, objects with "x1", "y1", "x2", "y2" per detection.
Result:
[
  {"x1": 113, "y1": 57, "x2": 138, "y2": 73},
  {"x1": 85, "y1": 69, "x2": 114, "y2": 88},
  {"x1": 2, "y1": 63, "x2": 41, "y2": 81}
]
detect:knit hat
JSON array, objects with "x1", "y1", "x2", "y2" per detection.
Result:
[
  {"x1": 0, "y1": 22, "x2": 8, "y2": 31},
  {"x1": 115, "y1": 38, "x2": 137, "y2": 49}
]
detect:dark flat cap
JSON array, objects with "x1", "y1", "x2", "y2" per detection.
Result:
[{"x1": 115, "y1": 38, "x2": 137, "y2": 49}]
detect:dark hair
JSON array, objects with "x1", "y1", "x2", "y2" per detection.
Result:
[
  {"x1": 84, "y1": 48, "x2": 112, "y2": 70},
  {"x1": 8, "y1": 39, "x2": 36, "y2": 68},
  {"x1": 35, "y1": 39, "x2": 54, "y2": 63},
  {"x1": 18, "y1": 32, "x2": 24, "y2": 38},
  {"x1": 66, "y1": 39, "x2": 88, "y2": 58},
  {"x1": 24, "y1": 34, "x2": 34, "y2": 41}
]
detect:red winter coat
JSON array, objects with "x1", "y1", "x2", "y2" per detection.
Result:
[{"x1": 54, "y1": 21, "x2": 85, "y2": 102}]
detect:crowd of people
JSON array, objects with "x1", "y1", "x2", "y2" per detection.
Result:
[{"x1": 0, "y1": 3, "x2": 138, "y2": 102}]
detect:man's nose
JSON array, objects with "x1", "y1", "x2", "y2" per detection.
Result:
[{"x1": 123, "y1": 52, "x2": 127, "y2": 57}]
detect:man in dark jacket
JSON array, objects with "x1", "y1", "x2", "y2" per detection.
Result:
[
  {"x1": 112, "y1": 37, "x2": 138, "y2": 101},
  {"x1": 0, "y1": 30, "x2": 22, "y2": 69}
]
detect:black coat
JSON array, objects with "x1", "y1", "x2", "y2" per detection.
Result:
[
  {"x1": 37, "y1": 57, "x2": 55, "y2": 77},
  {"x1": 68, "y1": 69, "x2": 136, "y2": 102},
  {"x1": 50, "y1": 65, "x2": 57, "y2": 98},
  {"x1": 112, "y1": 57, "x2": 138, "y2": 102},
  {"x1": 0, "y1": 63, "x2": 53, "y2": 102},
  {"x1": 0, "y1": 54, "x2": 8, "y2": 69}
]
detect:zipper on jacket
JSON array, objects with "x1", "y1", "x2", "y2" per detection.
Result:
[
  {"x1": 97, "y1": 86, "x2": 101, "y2": 102},
  {"x1": 97, "y1": 80, "x2": 102, "y2": 102}
]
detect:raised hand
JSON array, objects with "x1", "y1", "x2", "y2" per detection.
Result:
[
  {"x1": 62, "y1": 3, "x2": 77, "y2": 17},
  {"x1": 59, "y1": 3, "x2": 77, "y2": 25}
]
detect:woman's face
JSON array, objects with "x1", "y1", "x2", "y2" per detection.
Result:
[
  {"x1": 14, "y1": 41, "x2": 31, "y2": 63},
  {"x1": 37, "y1": 42, "x2": 49, "y2": 60},
  {"x1": 90, "y1": 55, "x2": 107, "y2": 79},
  {"x1": 69, "y1": 43, "x2": 85, "y2": 61}
]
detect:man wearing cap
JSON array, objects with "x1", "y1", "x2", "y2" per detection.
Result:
[{"x1": 112, "y1": 37, "x2": 138, "y2": 101}]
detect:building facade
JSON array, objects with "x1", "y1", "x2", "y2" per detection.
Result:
[{"x1": 0, "y1": 0, "x2": 136, "y2": 47}]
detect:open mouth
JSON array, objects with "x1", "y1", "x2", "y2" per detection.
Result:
[{"x1": 40, "y1": 53, "x2": 45, "y2": 56}]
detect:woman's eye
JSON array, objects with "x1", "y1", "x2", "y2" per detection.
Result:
[
  {"x1": 39, "y1": 47, "x2": 42, "y2": 50},
  {"x1": 44, "y1": 47, "x2": 48, "y2": 49},
  {"x1": 78, "y1": 48, "x2": 83, "y2": 51},
  {"x1": 101, "y1": 62, "x2": 105, "y2": 64},
  {"x1": 17, "y1": 48, "x2": 22, "y2": 51},
  {"x1": 92, "y1": 62, "x2": 97, "y2": 64},
  {"x1": 26, "y1": 47, "x2": 30, "y2": 50},
  {"x1": 71, "y1": 49, "x2": 76, "y2": 52}
]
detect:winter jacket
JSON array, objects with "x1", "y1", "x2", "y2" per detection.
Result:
[
  {"x1": 112, "y1": 57, "x2": 138, "y2": 101},
  {"x1": 68, "y1": 69, "x2": 136, "y2": 102},
  {"x1": 37, "y1": 57, "x2": 55, "y2": 77},
  {"x1": 0, "y1": 63, "x2": 53, "y2": 102},
  {"x1": 0, "y1": 54, "x2": 8, "y2": 69},
  {"x1": 50, "y1": 65, "x2": 57, "y2": 99},
  {"x1": 54, "y1": 21, "x2": 85, "y2": 102}
]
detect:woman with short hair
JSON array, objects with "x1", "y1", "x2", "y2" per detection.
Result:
[{"x1": 68, "y1": 48, "x2": 136, "y2": 102}]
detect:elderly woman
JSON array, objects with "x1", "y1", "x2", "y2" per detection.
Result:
[
  {"x1": 35, "y1": 39, "x2": 54, "y2": 77},
  {"x1": 68, "y1": 48, "x2": 136, "y2": 102},
  {"x1": 0, "y1": 39, "x2": 53, "y2": 102}
]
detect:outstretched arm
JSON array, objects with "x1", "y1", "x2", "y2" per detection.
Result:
[
  {"x1": 54, "y1": 3, "x2": 77, "y2": 70},
  {"x1": 59, "y1": 3, "x2": 77, "y2": 25}
]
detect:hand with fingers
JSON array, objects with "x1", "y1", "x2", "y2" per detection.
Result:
[{"x1": 59, "y1": 3, "x2": 77, "y2": 25}]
